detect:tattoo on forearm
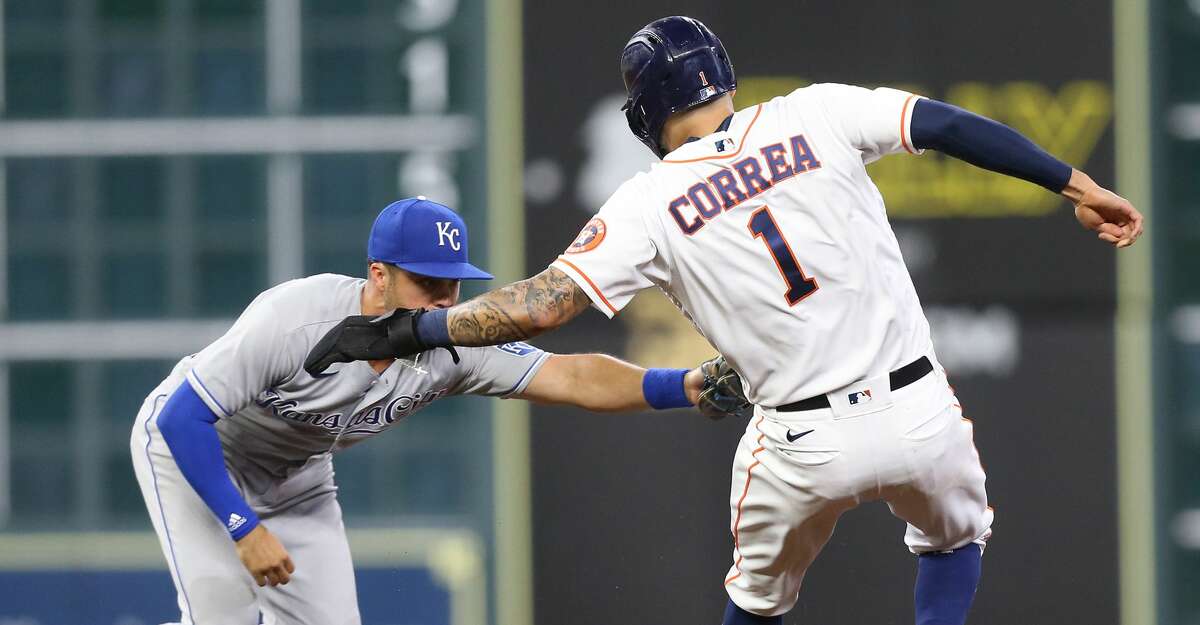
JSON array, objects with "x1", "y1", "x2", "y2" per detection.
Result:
[{"x1": 447, "y1": 267, "x2": 590, "y2": 346}]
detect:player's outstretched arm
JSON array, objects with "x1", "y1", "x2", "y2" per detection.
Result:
[
  {"x1": 157, "y1": 382, "x2": 295, "y2": 586},
  {"x1": 909, "y1": 99, "x2": 1144, "y2": 247},
  {"x1": 302, "y1": 267, "x2": 592, "y2": 375},
  {"x1": 443, "y1": 266, "x2": 591, "y2": 346},
  {"x1": 515, "y1": 354, "x2": 704, "y2": 413}
]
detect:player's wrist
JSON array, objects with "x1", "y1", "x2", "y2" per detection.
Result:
[
  {"x1": 234, "y1": 519, "x2": 265, "y2": 543},
  {"x1": 228, "y1": 509, "x2": 261, "y2": 541},
  {"x1": 1060, "y1": 169, "x2": 1095, "y2": 204},
  {"x1": 684, "y1": 367, "x2": 705, "y2": 405},
  {"x1": 642, "y1": 368, "x2": 692, "y2": 409},
  {"x1": 414, "y1": 307, "x2": 451, "y2": 348}
]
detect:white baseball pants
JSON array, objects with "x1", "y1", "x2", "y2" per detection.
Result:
[{"x1": 724, "y1": 362, "x2": 993, "y2": 616}]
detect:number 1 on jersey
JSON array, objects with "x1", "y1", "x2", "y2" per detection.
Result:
[{"x1": 747, "y1": 206, "x2": 819, "y2": 305}]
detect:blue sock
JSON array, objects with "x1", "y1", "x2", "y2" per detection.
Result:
[
  {"x1": 722, "y1": 599, "x2": 782, "y2": 625},
  {"x1": 915, "y1": 543, "x2": 982, "y2": 625}
]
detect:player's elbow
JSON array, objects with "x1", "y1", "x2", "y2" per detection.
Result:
[
  {"x1": 520, "y1": 266, "x2": 591, "y2": 337},
  {"x1": 547, "y1": 354, "x2": 631, "y2": 413},
  {"x1": 156, "y1": 403, "x2": 197, "y2": 446},
  {"x1": 156, "y1": 382, "x2": 220, "y2": 443},
  {"x1": 526, "y1": 310, "x2": 572, "y2": 335}
]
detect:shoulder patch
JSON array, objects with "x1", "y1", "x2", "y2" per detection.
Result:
[
  {"x1": 496, "y1": 342, "x2": 540, "y2": 357},
  {"x1": 565, "y1": 218, "x2": 606, "y2": 254}
]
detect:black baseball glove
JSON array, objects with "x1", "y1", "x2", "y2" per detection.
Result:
[
  {"x1": 303, "y1": 308, "x2": 458, "y2": 376},
  {"x1": 696, "y1": 355, "x2": 752, "y2": 420}
]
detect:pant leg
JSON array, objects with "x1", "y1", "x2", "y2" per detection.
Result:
[
  {"x1": 884, "y1": 399, "x2": 993, "y2": 553},
  {"x1": 724, "y1": 412, "x2": 856, "y2": 616},
  {"x1": 131, "y1": 392, "x2": 261, "y2": 625},
  {"x1": 256, "y1": 488, "x2": 361, "y2": 625}
]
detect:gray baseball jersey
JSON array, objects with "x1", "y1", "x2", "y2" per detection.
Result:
[
  {"x1": 132, "y1": 273, "x2": 548, "y2": 624},
  {"x1": 150, "y1": 273, "x2": 548, "y2": 510}
]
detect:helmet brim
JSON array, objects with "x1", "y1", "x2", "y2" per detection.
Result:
[{"x1": 392, "y1": 261, "x2": 494, "y2": 280}]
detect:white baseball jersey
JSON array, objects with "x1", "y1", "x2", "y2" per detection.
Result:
[
  {"x1": 552, "y1": 83, "x2": 931, "y2": 407},
  {"x1": 131, "y1": 273, "x2": 549, "y2": 624}
]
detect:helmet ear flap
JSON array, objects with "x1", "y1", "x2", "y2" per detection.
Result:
[{"x1": 623, "y1": 96, "x2": 667, "y2": 158}]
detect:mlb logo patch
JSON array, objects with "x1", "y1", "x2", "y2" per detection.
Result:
[
  {"x1": 496, "y1": 342, "x2": 539, "y2": 357},
  {"x1": 715, "y1": 138, "x2": 735, "y2": 152},
  {"x1": 848, "y1": 389, "x2": 873, "y2": 405}
]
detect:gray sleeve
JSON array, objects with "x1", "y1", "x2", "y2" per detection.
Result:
[
  {"x1": 450, "y1": 342, "x2": 551, "y2": 397},
  {"x1": 185, "y1": 291, "x2": 301, "y2": 417}
]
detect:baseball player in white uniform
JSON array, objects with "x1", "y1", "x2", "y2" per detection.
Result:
[
  {"x1": 306, "y1": 16, "x2": 1144, "y2": 625},
  {"x1": 130, "y1": 197, "x2": 717, "y2": 625}
]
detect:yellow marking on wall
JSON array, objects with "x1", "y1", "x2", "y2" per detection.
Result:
[
  {"x1": 736, "y1": 78, "x2": 1113, "y2": 219},
  {"x1": 624, "y1": 290, "x2": 716, "y2": 368},
  {"x1": 733, "y1": 77, "x2": 809, "y2": 109}
]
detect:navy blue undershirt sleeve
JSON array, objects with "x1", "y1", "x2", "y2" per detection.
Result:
[
  {"x1": 156, "y1": 380, "x2": 260, "y2": 540},
  {"x1": 910, "y1": 98, "x2": 1072, "y2": 192}
]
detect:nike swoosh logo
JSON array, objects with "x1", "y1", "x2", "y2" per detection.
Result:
[{"x1": 786, "y1": 429, "x2": 814, "y2": 442}]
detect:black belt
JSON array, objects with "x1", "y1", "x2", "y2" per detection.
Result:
[{"x1": 776, "y1": 356, "x2": 934, "y2": 412}]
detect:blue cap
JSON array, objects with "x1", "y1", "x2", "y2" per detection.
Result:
[{"x1": 367, "y1": 197, "x2": 493, "y2": 280}]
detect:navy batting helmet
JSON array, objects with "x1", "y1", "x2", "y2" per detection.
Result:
[{"x1": 620, "y1": 16, "x2": 736, "y2": 158}]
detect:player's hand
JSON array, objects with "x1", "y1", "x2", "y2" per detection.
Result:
[
  {"x1": 695, "y1": 356, "x2": 753, "y2": 420},
  {"x1": 235, "y1": 524, "x2": 295, "y2": 587},
  {"x1": 1063, "y1": 169, "x2": 1144, "y2": 248}
]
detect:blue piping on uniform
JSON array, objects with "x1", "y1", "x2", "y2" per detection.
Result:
[
  {"x1": 189, "y1": 370, "x2": 232, "y2": 417},
  {"x1": 142, "y1": 393, "x2": 196, "y2": 623}
]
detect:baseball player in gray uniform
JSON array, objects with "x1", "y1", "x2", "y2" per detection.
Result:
[{"x1": 130, "y1": 197, "x2": 716, "y2": 625}]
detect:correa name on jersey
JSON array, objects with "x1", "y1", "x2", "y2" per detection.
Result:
[
  {"x1": 666, "y1": 131, "x2": 822, "y2": 236},
  {"x1": 254, "y1": 387, "x2": 449, "y2": 433}
]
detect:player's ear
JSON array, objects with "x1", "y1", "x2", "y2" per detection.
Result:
[{"x1": 367, "y1": 261, "x2": 388, "y2": 290}]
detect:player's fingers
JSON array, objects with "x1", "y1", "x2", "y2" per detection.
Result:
[
  {"x1": 1130, "y1": 211, "x2": 1145, "y2": 239},
  {"x1": 1117, "y1": 202, "x2": 1144, "y2": 235},
  {"x1": 265, "y1": 569, "x2": 282, "y2": 587},
  {"x1": 252, "y1": 571, "x2": 268, "y2": 587},
  {"x1": 1120, "y1": 210, "x2": 1144, "y2": 244},
  {"x1": 1098, "y1": 232, "x2": 1120, "y2": 245},
  {"x1": 284, "y1": 556, "x2": 296, "y2": 574},
  {"x1": 275, "y1": 564, "x2": 291, "y2": 585},
  {"x1": 1097, "y1": 223, "x2": 1123, "y2": 238}
]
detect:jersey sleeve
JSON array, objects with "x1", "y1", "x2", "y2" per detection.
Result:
[
  {"x1": 185, "y1": 292, "x2": 301, "y2": 418},
  {"x1": 450, "y1": 342, "x2": 551, "y2": 397},
  {"x1": 549, "y1": 179, "x2": 663, "y2": 318},
  {"x1": 806, "y1": 83, "x2": 925, "y2": 164}
]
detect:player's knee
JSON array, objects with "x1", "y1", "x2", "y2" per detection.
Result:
[{"x1": 941, "y1": 508, "x2": 991, "y2": 551}]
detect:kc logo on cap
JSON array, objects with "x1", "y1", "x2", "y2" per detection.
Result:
[
  {"x1": 366, "y1": 197, "x2": 493, "y2": 280},
  {"x1": 436, "y1": 221, "x2": 461, "y2": 251}
]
